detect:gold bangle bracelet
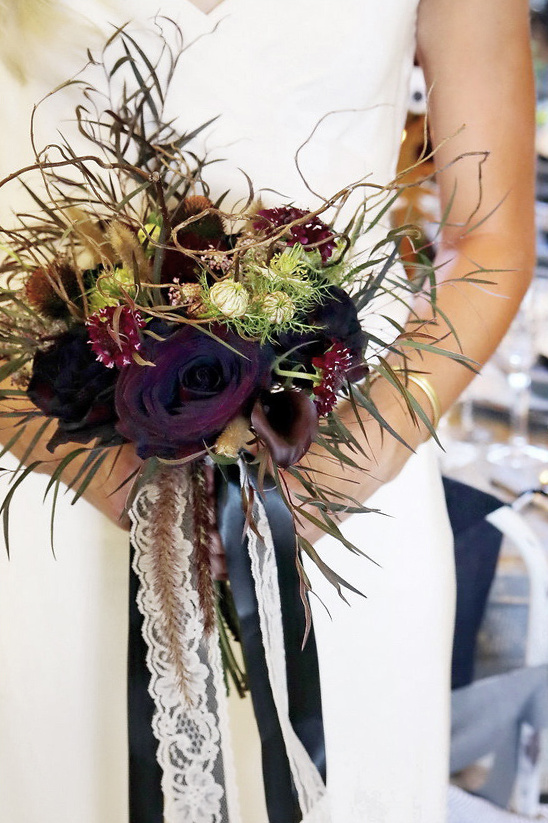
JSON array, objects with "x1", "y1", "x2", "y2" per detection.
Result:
[{"x1": 391, "y1": 368, "x2": 442, "y2": 430}]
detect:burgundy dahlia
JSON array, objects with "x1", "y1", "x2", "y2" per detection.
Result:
[
  {"x1": 86, "y1": 306, "x2": 146, "y2": 369},
  {"x1": 254, "y1": 206, "x2": 336, "y2": 263}
]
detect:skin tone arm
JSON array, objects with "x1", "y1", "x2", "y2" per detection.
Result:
[{"x1": 287, "y1": 0, "x2": 536, "y2": 540}]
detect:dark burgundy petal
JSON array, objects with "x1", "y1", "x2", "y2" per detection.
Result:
[
  {"x1": 253, "y1": 206, "x2": 336, "y2": 263},
  {"x1": 251, "y1": 390, "x2": 318, "y2": 468},
  {"x1": 115, "y1": 323, "x2": 273, "y2": 460},
  {"x1": 160, "y1": 196, "x2": 229, "y2": 284},
  {"x1": 27, "y1": 326, "x2": 119, "y2": 451}
]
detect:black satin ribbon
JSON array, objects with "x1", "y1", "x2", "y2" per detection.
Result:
[
  {"x1": 127, "y1": 552, "x2": 164, "y2": 823},
  {"x1": 216, "y1": 463, "x2": 326, "y2": 823},
  {"x1": 127, "y1": 465, "x2": 326, "y2": 823}
]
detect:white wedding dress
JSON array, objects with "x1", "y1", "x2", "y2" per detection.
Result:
[{"x1": 0, "y1": 1, "x2": 455, "y2": 822}]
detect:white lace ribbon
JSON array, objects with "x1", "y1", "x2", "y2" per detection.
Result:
[
  {"x1": 130, "y1": 467, "x2": 241, "y2": 823},
  {"x1": 130, "y1": 462, "x2": 330, "y2": 822},
  {"x1": 240, "y1": 462, "x2": 331, "y2": 823}
]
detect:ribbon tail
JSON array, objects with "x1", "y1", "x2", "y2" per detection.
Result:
[
  {"x1": 216, "y1": 463, "x2": 327, "y2": 823},
  {"x1": 127, "y1": 550, "x2": 164, "y2": 823}
]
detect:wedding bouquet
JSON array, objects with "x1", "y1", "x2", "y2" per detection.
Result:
[{"x1": 0, "y1": 24, "x2": 463, "y2": 823}]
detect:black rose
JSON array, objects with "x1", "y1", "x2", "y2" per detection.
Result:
[{"x1": 27, "y1": 326, "x2": 120, "y2": 452}]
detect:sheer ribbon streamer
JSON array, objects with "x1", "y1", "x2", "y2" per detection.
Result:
[{"x1": 129, "y1": 462, "x2": 328, "y2": 822}]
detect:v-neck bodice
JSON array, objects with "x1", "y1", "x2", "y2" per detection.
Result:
[
  {"x1": 1, "y1": 0, "x2": 420, "y2": 231},
  {"x1": 157, "y1": 0, "x2": 419, "y2": 216}
]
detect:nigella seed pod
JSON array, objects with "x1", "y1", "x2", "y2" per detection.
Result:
[
  {"x1": 261, "y1": 291, "x2": 295, "y2": 324},
  {"x1": 174, "y1": 282, "x2": 207, "y2": 316},
  {"x1": 210, "y1": 280, "x2": 250, "y2": 318}
]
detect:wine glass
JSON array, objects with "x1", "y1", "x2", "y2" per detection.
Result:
[
  {"x1": 487, "y1": 285, "x2": 548, "y2": 492},
  {"x1": 439, "y1": 381, "x2": 492, "y2": 472}
]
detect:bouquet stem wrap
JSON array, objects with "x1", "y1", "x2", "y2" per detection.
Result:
[{"x1": 128, "y1": 462, "x2": 329, "y2": 822}]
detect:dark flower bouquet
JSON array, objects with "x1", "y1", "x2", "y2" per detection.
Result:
[{"x1": 0, "y1": 24, "x2": 467, "y2": 823}]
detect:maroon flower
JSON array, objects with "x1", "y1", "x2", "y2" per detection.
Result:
[
  {"x1": 115, "y1": 323, "x2": 273, "y2": 460},
  {"x1": 254, "y1": 206, "x2": 336, "y2": 263},
  {"x1": 312, "y1": 342, "x2": 354, "y2": 416},
  {"x1": 160, "y1": 195, "x2": 230, "y2": 284},
  {"x1": 272, "y1": 285, "x2": 367, "y2": 384},
  {"x1": 86, "y1": 306, "x2": 146, "y2": 369}
]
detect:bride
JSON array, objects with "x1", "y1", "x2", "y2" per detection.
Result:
[{"x1": 0, "y1": 1, "x2": 535, "y2": 821}]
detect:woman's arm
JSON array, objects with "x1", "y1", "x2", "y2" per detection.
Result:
[
  {"x1": 290, "y1": 0, "x2": 536, "y2": 539},
  {"x1": 0, "y1": 395, "x2": 140, "y2": 527}
]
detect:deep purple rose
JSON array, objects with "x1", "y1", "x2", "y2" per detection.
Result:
[
  {"x1": 27, "y1": 326, "x2": 120, "y2": 452},
  {"x1": 115, "y1": 323, "x2": 273, "y2": 459}
]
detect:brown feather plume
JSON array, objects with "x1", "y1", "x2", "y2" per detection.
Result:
[
  {"x1": 147, "y1": 465, "x2": 191, "y2": 696},
  {"x1": 191, "y1": 460, "x2": 218, "y2": 635}
]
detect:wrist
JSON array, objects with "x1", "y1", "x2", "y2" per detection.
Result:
[
  {"x1": 390, "y1": 368, "x2": 441, "y2": 430},
  {"x1": 367, "y1": 373, "x2": 436, "y2": 451}
]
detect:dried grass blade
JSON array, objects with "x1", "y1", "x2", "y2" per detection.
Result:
[
  {"x1": 43, "y1": 447, "x2": 88, "y2": 501},
  {"x1": 298, "y1": 536, "x2": 364, "y2": 602},
  {"x1": 70, "y1": 450, "x2": 109, "y2": 505},
  {"x1": 16, "y1": 417, "x2": 54, "y2": 470},
  {"x1": 0, "y1": 427, "x2": 26, "y2": 460}
]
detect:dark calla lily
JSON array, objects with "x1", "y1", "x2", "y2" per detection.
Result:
[{"x1": 251, "y1": 389, "x2": 318, "y2": 468}]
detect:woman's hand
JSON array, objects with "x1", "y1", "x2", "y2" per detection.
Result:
[
  {"x1": 282, "y1": 376, "x2": 433, "y2": 545},
  {"x1": 0, "y1": 384, "x2": 141, "y2": 529}
]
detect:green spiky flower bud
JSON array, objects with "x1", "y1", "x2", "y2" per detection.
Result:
[
  {"x1": 89, "y1": 266, "x2": 136, "y2": 312},
  {"x1": 138, "y1": 214, "x2": 162, "y2": 257}
]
